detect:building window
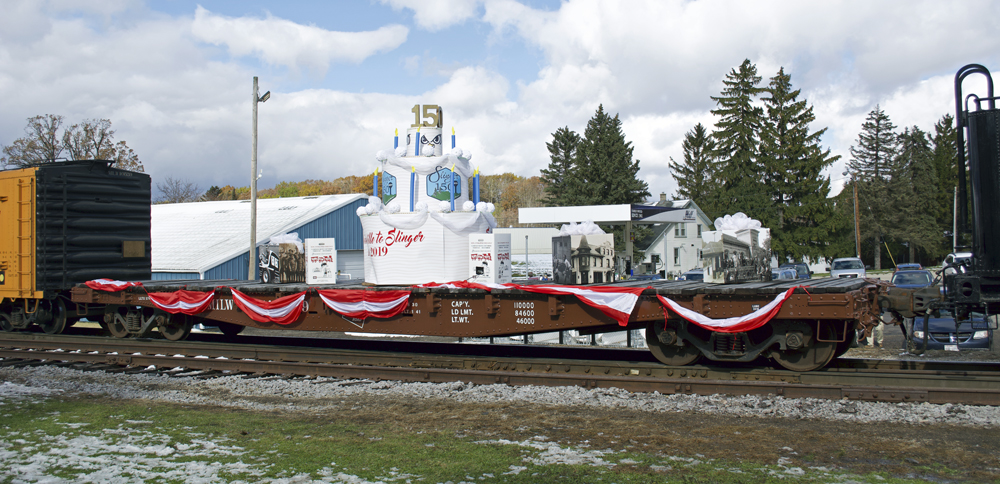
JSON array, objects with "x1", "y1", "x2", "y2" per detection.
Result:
[
  {"x1": 697, "y1": 224, "x2": 702, "y2": 237},
  {"x1": 697, "y1": 249, "x2": 703, "y2": 260},
  {"x1": 675, "y1": 224, "x2": 686, "y2": 237},
  {"x1": 673, "y1": 247, "x2": 680, "y2": 265}
]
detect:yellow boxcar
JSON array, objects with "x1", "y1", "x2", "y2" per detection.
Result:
[{"x1": 0, "y1": 160, "x2": 150, "y2": 333}]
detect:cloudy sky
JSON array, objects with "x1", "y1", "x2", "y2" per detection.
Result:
[{"x1": 2, "y1": 0, "x2": 998, "y2": 201}]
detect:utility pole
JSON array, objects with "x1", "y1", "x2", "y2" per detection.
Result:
[{"x1": 250, "y1": 77, "x2": 270, "y2": 280}]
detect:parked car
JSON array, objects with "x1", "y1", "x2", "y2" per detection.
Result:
[
  {"x1": 911, "y1": 309, "x2": 993, "y2": 350},
  {"x1": 772, "y1": 268, "x2": 798, "y2": 280},
  {"x1": 942, "y1": 252, "x2": 973, "y2": 275},
  {"x1": 828, "y1": 257, "x2": 866, "y2": 278},
  {"x1": 677, "y1": 269, "x2": 704, "y2": 281},
  {"x1": 895, "y1": 263, "x2": 922, "y2": 271},
  {"x1": 629, "y1": 274, "x2": 663, "y2": 281},
  {"x1": 779, "y1": 262, "x2": 812, "y2": 279},
  {"x1": 890, "y1": 269, "x2": 933, "y2": 289}
]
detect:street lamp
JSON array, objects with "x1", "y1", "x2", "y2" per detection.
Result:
[
  {"x1": 844, "y1": 171, "x2": 860, "y2": 258},
  {"x1": 250, "y1": 77, "x2": 270, "y2": 280}
]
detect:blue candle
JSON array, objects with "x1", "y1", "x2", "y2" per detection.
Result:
[
  {"x1": 394, "y1": 128, "x2": 398, "y2": 149},
  {"x1": 415, "y1": 128, "x2": 420, "y2": 156},
  {"x1": 449, "y1": 164, "x2": 455, "y2": 212},
  {"x1": 474, "y1": 168, "x2": 480, "y2": 204},
  {"x1": 410, "y1": 166, "x2": 415, "y2": 212},
  {"x1": 373, "y1": 168, "x2": 378, "y2": 198},
  {"x1": 451, "y1": 126, "x2": 456, "y2": 149}
]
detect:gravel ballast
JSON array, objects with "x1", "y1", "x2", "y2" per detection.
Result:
[{"x1": 2, "y1": 363, "x2": 998, "y2": 428}]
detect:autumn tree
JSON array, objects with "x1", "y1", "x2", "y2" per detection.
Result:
[{"x1": 2, "y1": 115, "x2": 144, "y2": 172}]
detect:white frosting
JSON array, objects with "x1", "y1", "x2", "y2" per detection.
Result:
[{"x1": 714, "y1": 212, "x2": 762, "y2": 231}]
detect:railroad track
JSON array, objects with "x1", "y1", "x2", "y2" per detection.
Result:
[{"x1": 2, "y1": 332, "x2": 999, "y2": 406}]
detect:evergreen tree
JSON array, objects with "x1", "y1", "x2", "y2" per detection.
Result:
[
  {"x1": 568, "y1": 104, "x2": 652, "y2": 272},
  {"x1": 570, "y1": 104, "x2": 650, "y2": 205},
  {"x1": 540, "y1": 126, "x2": 580, "y2": 207},
  {"x1": 668, "y1": 123, "x2": 718, "y2": 214},
  {"x1": 893, "y1": 126, "x2": 940, "y2": 260},
  {"x1": 759, "y1": 67, "x2": 839, "y2": 263},
  {"x1": 847, "y1": 106, "x2": 898, "y2": 269},
  {"x1": 710, "y1": 59, "x2": 769, "y2": 218},
  {"x1": 930, "y1": 114, "x2": 960, "y2": 253}
]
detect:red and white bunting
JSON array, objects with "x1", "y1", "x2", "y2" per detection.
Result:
[
  {"x1": 418, "y1": 281, "x2": 645, "y2": 326},
  {"x1": 146, "y1": 290, "x2": 214, "y2": 315},
  {"x1": 418, "y1": 281, "x2": 515, "y2": 291},
  {"x1": 514, "y1": 285, "x2": 645, "y2": 326},
  {"x1": 85, "y1": 279, "x2": 143, "y2": 292},
  {"x1": 316, "y1": 289, "x2": 411, "y2": 320},
  {"x1": 657, "y1": 287, "x2": 796, "y2": 333},
  {"x1": 230, "y1": 288, "x2": 306, "y2": 325}
]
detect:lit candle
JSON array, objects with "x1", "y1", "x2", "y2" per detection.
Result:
[
  {"x1": 410, "y1": 166, "x2": 415, "y2": 212},
  {"x1": 449, "y1": 164, "x2": 455, "y2": 212},
  {"x1": 451, "y1": 126, "x2": 456, "y2": 149},
  {"x1": 394, "y1": 128, "x2": 398, "y2": 149},
  {"x1": 373, "y1": 167, "x2": 379, "y2": 198},
  {"x1": 414, "y1": 127, "x2": 421, "y2": 156},
  {"x1": 474, "y1": 167, "x2": 480, "y2": 204}
]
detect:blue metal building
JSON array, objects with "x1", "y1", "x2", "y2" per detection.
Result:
[{"x1": 151, "y1": 194, "x2": 367, "y2": 280}]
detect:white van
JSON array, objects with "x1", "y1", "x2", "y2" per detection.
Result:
[{"x1": 828, "y1": 257, "x2": 866, "y2": 278}]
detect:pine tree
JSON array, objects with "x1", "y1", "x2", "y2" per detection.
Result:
[
  {"x1": 759, "y1": 67, "x2": 839, "y2": 263},
  {"x1": 540, "y1": 126, "x2": 580, "y2": 207},
  {"x1": 668, "y1": 123, "x2": 718, "y2": 214},
  {"x1": 893, "y1": 126, "x2": 940, "y2": 260},
  {"x1": 710, "y1": 59, "x2": 769, "y2": 218},
  {"x1": 930, "y1": 114, "x2": 960, "y2": 253},
  {"x1": 847, "y1": 106, "x2": 898, "y2": 269},
  {"x1": 570, "y1": 104, "x2": 650, "y2": 205}
]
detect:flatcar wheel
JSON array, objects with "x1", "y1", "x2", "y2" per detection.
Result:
[
  {"x1": 0, "y1": 313, "x2": 15, "y2": 332},
  {"x1": 646, "y1": 323, "x2": 701, "y2": 366},
  {"x1": 217, "y1": 322, "x2": 245, "y2": 337},
  {"x1": 770, "y1": 323, "x2": 838, "y2": 372},
  {"x1": 833, "y1": 336, "x2": 854, "y2": 359},
  {"x1": 106, "y1": 315, "x2": 131, "y2": 338},
  {"x1": 37, "y1": 299, "x2": 68, "y2": 335},
  {"x1": 159, "y1": 315, "x2": 193, "y2": 341}
]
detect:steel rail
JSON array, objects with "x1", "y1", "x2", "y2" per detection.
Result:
[{"x1": 1, "y1": 333, "x2": 999, "y2": 406}]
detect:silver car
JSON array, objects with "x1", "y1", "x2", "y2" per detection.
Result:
[{"x1": 828, "y1": 257, "x2": 866, "y2": 278}]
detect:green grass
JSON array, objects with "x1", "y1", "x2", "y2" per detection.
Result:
[{"x1": 0, "y1": 396, "x2": 966, "y2": 483}]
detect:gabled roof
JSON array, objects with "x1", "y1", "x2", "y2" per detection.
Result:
[
  {"x1": 152, "y1": 194, "x2": 366, "y2": 273},
  {"x1": 634, "y1": 199, "x2": 713, "y2": 251}
]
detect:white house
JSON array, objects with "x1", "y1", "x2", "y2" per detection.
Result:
[{"x1": 636, "y1": 195, "x2": 714, "y2": 278}]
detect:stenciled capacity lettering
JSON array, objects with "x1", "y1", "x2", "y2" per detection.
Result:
[
  {"x1": 364, "y1": 228, "x2": 426, "y2": 257},
  {"x1": 451, "y1": 300, "x2": 473, "y2": 323},
  {"x1": 513, "y1": 301, "x2": 534, "y2": 324}
]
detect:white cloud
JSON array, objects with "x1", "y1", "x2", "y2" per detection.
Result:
[
  {"x1": 379, "y1": 0, "x2": 481, "y2": 31},
  {"x1": 190, "y1": 6, "x2": 408, "y2": 73},
  {"x1": 2, "y1": 0, "x2": 1000, "y2": 206}
]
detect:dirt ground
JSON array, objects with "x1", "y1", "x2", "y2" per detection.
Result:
[{"x1": 268, "y1": 393, "x2": 1000, "y2": 482}]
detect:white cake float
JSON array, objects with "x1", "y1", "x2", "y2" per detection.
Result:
[{"x1": 359, "y1": 105, "x2": 497, "y2": 285}]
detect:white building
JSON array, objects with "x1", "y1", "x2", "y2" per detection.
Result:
[{"x1": 636, "y1": 195, "x2": 714, "y2": 278}]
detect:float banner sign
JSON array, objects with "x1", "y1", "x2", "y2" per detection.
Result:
[{"x1": 305, "y1": 238, "x2": 337, "y2": 285}]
